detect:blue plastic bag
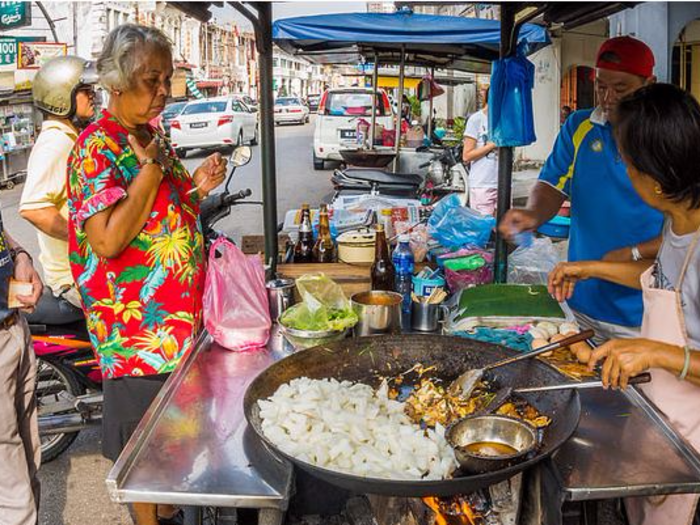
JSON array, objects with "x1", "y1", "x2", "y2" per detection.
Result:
[
  {"x1": 489, "y1": 55, "x2": 536, "y2": 147},
  {"x1": 428, "y1": 194, "x2": 495, "y2": 249}
]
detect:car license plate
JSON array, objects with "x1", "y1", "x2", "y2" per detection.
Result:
[
  {"x1": 190, "y1": 122, "x2": 208, "y2": 129},
  {"x1": 339, "y1": 129, "x2": 356, "y2": 139}
]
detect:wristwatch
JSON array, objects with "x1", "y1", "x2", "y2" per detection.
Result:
[
  {"x1": 631, "y1": 245, "x2": 643, "y2": 262},
  {"x1": 142, "y1": 157, "x2": 164, "y2": 170}
]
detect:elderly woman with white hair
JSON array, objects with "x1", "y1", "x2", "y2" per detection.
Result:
[{"x1": 67, "y1": 24, "x2": 226, "y2": 525}]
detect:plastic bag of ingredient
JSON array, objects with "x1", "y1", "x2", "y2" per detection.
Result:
[
  {"x1": 507, "y1": 237, "x2": 561, "y2": 285},
  {"x1": 395, "y1": 221, "x2": 429, "y2": 262},
  {"x1": 428, "y1": 194, "x2": 495, "y2": 249},
  {"x1": 280, "y1": 273, "x2": 358, "y2": 332},
  {"x1": 441, "y1": 248, "x2": 494, "y2": 292},
  {"x1": 203, "y1": 237, "x2": 271, "y2": 351}
]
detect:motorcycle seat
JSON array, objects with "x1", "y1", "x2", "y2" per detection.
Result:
[{"x1": 340, "y1": 168, "x2": 423, "y2": 187}]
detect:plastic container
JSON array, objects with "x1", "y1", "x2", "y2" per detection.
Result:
[
  {"x1": 412, "y1": 272, "x2": 446, "y2": 298},
  {"x1": 392, "y1": 235, "x2": 415, "y2": 314},
  {"x1": 537, "y1": 216, "x2": 571, "y2": 239}
]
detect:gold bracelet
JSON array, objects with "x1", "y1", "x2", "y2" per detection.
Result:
[{"x1": 142, "y1": 157, "x2": 164, "y2": 170}]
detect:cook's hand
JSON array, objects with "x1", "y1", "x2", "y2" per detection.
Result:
[
  {"x1": 129, "y1": 134, "x2": 170, "y2": 172},
  {"x1": 193, "y1": 153, "x2": 227, "y2": 197},
  {"x1": 13, "y1": 253, "x2": 43, "y2": 313},
  {"x1": 498, "y1": 209, "x2": 538, "y2": 241},
  {"x1": 603, "y1": 246, "x2": 632, "y2": 262},
  {"x1": 588, "y1": 338, "x2": 671, "y2": 389},
  {"x1": 547, "y1": 261, "x2": 592, "y2": 302}
]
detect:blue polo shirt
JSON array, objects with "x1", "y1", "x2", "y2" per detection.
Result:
[{"x1": 539, "y1": 108, "x2": 663, "y2": 327}]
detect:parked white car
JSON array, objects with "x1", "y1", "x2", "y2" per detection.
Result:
[
  {"x1": 312, "y1": 88, "x2": 394, "y2": 170},
  {"x1": 274, "y1": 97, "x2": 310, "y2": 125},
  {"x1": 170, "y1": 96, "x2": 258, "y2": 157},
  {"x1": 233, "y1": 93, "x2": 258, "y2": 112}
]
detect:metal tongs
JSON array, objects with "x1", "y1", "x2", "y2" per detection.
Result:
[
  {"x1": 475, "y1": 372, "x2": 652, "y2": 416},
  {"x1": 448, "y1": 329, "x2": 595, "y2": 400}
]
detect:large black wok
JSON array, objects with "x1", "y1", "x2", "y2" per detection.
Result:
[{"x1": 244, "y1": 335, "x2": 581, "y2": 497}]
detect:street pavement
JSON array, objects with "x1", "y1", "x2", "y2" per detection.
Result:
[{"x1": 1, "y1": 115, "x2": 329, "y2": 525}]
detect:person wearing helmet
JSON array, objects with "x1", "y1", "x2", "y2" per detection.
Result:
[{"x1": 19, "y1": 56, "x2": 97, "y2": 322}]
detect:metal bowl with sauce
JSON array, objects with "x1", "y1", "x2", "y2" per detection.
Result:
[{"x1": 445, "y1": 415, "x2": 538, "y2": 474}]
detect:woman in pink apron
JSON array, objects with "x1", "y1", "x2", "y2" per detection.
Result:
[{"x1": 548, "y1": 83, "x2": 700, "y2": 525}]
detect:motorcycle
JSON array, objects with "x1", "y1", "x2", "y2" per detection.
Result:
[
  {"x1": 35, "y1": 145, "x2": 255, "y2": 462},
  {"x1": 330, "y1": 144, "x2": 469, "y2": 205}
]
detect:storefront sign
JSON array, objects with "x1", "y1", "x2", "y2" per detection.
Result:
[
  {"x1": 17, "y1": 42, "x2": 66, "y2": 69},
  {"x1": 0, "y1": 36, "x2": 43, "y2": 66},
  {"x1": 0, "y1": 1, "x2": 31, "y2": 30}
]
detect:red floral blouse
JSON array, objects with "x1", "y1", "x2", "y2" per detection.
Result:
[{"x1": 67, "y1": 110, "x2": 205, "y2": 379}]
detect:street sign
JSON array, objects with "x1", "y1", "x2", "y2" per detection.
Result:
[
  {"x1": 0, "y1": 1, "x2": 31, "y2": 31},
  {"x1": 0, "y1": 36, "x2": 41, "y2": 66}
]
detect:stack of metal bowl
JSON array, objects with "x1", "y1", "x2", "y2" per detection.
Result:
[{"x1": 279, "y1": 325, "x2": 350, "y2": 350}]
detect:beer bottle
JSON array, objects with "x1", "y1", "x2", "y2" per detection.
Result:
[
  {"x1": 313, "y1": 204, "x2": 335, "y2": 263},
  {"x1": 371, "y1": 224, "x2": 395, "y2": 291},
  {"x1": 294, "y1": 204, "x2": 314, "y2": 263}
]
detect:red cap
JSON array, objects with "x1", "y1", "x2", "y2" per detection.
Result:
[{"x1": 596, "y1": 36, "x2": 655, "y2": 78}]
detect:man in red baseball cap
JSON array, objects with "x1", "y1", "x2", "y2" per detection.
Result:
[
  {"x1": 499, "y1": 36, "x2": 663, "y2": 343},
  {"x1": 595, "y1": 36, "x2": 656, "y2": 122}
]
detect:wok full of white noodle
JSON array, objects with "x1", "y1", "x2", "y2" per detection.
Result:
[{"x1": 258, "y1": 377, "x2": 458, "y2": 480}]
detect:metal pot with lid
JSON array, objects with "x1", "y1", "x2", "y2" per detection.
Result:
[{"x1": 336, "y1": 229, "x2": 376, "y2": 264}]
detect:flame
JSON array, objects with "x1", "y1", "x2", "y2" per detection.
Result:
[{"x1": 422, "y1": 497, "x2": 480, "y2": 525}]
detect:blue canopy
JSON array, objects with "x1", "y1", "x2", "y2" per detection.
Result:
[{"x1": 273, "y1": 10, "x2": 551, "y2": 73}]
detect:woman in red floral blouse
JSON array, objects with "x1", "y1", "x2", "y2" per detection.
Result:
[{"x1": 67, "y1": 24, "x2": 226, "y2": 525}]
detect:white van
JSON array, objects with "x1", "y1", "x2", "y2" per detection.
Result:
[{"x1": 313, "y1": 88, "x2": 395, "y2": 170}]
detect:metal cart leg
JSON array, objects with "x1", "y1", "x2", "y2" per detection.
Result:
[
  {"x1": 259, "y1": 509, "x2": 285, "y2": 525},
  {"x1": 582, "y1": 500, "x2": 598, "y2": 525},
  {"x1": 184, "y1": 506, "x2": 203, "y2": 525}
]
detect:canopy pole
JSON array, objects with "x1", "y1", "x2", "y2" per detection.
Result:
[
  {"x1": 245, "y1": 2, "x2": 278, "y2": 272},
  {"x1": 494, "y1": 5, "x2": 518, "y2": 284},
  {"x1": 369, "y1": 53, "x2": 379, "y2": 151},
  {"x1": 393, "y1": 44, "x2": 406, "y2": 173},
  {"x1": 427, "y1": 66, "x2": 434, "y2": 143}
]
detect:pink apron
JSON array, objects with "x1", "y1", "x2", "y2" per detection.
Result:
[{"x1": 626, "y1": 228, "x2": 700, "y2": 525}]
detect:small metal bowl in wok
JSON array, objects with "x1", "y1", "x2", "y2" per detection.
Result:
[{"x1": 445, "y1": 415, "x2": 538, "y2": 474}]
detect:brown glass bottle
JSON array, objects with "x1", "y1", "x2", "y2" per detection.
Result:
[
  {"x1": 371, "y1": 224, "x2": 395, "y2": 290},
  {"x1": 294, "y1": 204, "x2": 314, "y2": 263},
  {"x1": 313, "y1": 204, "x2": 335, "y2": 263}
]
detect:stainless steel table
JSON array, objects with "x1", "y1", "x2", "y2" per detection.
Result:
[
  {"x1": 106, "y1": 331, "x2": 294, "y2": 525},
  {"x1": 552, "y1": 385, "x2": 700, "y2": 501},
  {"x1": 108, "y1": 332, "x2": 700, "y2": 524}
]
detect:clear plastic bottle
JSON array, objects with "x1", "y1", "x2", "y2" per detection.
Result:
[
  {"x1": 378, "y1": 208, "x2": 394, "y2": 241},
  {"x1": 392, "y1": 234, "x2": 415, "y2": 314}
]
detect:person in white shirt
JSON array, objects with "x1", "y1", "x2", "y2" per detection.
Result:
[
  {"x1": 463, "y1": 86, "x2": 498, "y2": 216},
  {"x1": 19, "y1": 56, "x2": 97, "y2": 322}
]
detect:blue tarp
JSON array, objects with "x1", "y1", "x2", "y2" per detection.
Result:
[{"x1": 273, "y1": 11, "x2": 550, "y2": 73}]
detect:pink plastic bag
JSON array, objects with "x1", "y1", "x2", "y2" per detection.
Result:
[{"x1": 203, "y1": 237, "x2": 270, "y2": 351}]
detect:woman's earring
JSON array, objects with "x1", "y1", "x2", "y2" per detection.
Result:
[
  {"x1": 654, "y1": 184, "x2": 663, "y2": 195},
  {"x1": 114, "y1": 90, "x2": 121, "y2": 96}
]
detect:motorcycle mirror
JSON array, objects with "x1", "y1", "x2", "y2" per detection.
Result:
[{"x1": 230, "y1": 145, "x2": 252, "y2": 168}]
